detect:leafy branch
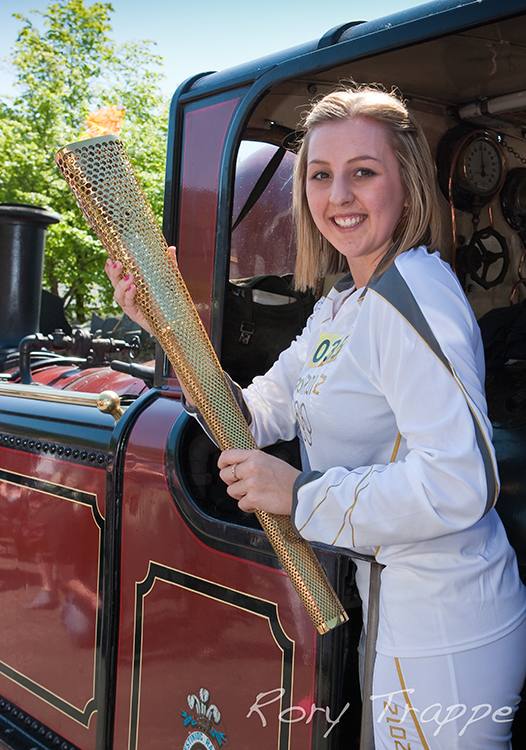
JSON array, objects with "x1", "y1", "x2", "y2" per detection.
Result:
[{"x1": 0, "y1": 0, "x2": 169, "y2": 322}]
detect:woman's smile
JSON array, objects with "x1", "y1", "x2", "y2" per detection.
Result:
[
  {"x1": 332, "y1": 214, "x2": 366, "y2": 229},
  {"x1": 306, "y1": 117, "x2": 408, "y2": 287}
]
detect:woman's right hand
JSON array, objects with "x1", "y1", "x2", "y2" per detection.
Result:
[
  {"x1": 105, "y1": 246, "x2": 179, "y2": 336},
  {"x1": 105, "y1": 258, "x2": 153, "y2": 334},
  {"x1": 105, "y1": 250, "x2": 196, "y2": 407}
]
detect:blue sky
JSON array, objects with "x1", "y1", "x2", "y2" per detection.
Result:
[{"x1": 0, "y1": 0, "x2": 425, "y2": 100}]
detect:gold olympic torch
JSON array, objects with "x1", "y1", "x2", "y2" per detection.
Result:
[{"x1": 54, "y1": 133, "x2": 348, "y2": 634}]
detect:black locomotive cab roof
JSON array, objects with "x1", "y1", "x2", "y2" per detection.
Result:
[{"x1": 183, "y1": 0, "x2": 526, "y2": 103}]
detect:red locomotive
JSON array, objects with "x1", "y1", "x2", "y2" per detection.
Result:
[{"x1": 1, "y1": 1, "x2": 526, "y2": 748}]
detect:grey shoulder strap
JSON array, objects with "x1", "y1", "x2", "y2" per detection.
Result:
[{"x1": 367, "y1": 262, "x2": 498, "y2": 517}]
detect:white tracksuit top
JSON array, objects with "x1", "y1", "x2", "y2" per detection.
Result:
[{"x1": 241, "y1": 246, "x2": 526, "y2": 657}]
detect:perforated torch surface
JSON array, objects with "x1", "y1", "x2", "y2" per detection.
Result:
[{"x1": 55, "y1": 134, "x2": 348, "y2": 633}]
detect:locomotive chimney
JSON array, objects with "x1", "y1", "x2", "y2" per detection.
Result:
[{"x1": 0, "y1": 204, "x2": 60, "y2": 355}]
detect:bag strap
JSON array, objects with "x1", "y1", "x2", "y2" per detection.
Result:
[
  {"x1": 366, "y1": 262, "x2": 499, "y2": 517},
  {"x1": 232, "y1": 146, "x2": 287, "y2": 231}
]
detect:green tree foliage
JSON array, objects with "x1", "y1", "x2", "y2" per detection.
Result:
[{"x1": 0, "y1": 0, "x2": 169, "y2": 322}]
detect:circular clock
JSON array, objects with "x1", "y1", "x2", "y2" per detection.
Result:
[
  {"x1": 457, "y1": 135, "x2": 505, "y2": 196},
  {"x1": 436, "y1": 124, "x2": 507, "y2": 213}
]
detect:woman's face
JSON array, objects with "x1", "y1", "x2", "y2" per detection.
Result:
[{"x1": 305, "y1": 117, "x2": 408, "y2": 287}]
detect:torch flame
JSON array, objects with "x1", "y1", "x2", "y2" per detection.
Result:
[{"x1": 79, "y1": 105, "x2": 126, "y2": 140}]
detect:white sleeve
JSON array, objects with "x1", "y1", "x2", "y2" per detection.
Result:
[
  {"x1": 182, "y1": 300, "x2": 327, "y2": 446},
  {"x1": 293, "y1": 289, "x2": 499, "y2": 550},
  {"x1": 241, "y1": 310, "x2": 316, "y2": 447}
]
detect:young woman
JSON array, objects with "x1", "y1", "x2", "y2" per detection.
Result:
[{"x1": 107, "y1": 86, "x2": 526, "y2": 749}]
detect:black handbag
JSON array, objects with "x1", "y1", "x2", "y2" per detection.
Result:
[{"x1": 221, "y1": 274, "x2": 316, "y2": 387}]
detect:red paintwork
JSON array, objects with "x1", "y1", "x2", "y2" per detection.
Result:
[
  {"x1": 0, "y1": 447, "x2": 106, "y2": 748},
  {"x1": 178, "y1": 98, "x2": 240, "y2": 334},
  {"x1": 112, "y1": 395, "x2": 320, "y2": 750},
  {"x1": 9, "y1": 363, "x2": 151, "y2": 397}
]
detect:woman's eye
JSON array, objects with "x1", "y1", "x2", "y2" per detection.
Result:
[
  {"x1": 355, "y1": 168, "x2": 375, "y2": 178},
  {"x1": 310, "y1": 170, "x2": 330, "y2": 181}
]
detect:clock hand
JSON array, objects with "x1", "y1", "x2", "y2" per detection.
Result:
[{"x1": 479, "y1": 143, "x2": 486, "y2": 178}]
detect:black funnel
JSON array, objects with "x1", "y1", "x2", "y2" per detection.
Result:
[{"x1": 0, "y1": 204, "x2": 60, "y2": 353}]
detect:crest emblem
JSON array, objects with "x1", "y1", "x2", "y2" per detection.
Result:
[{"x1": 182, "y1": 687, "x2": 227, "y2": 749}]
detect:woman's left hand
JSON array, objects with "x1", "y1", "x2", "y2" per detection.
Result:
[{"x1": 218, "y1": 449, "x2": 300, "y2": 515}]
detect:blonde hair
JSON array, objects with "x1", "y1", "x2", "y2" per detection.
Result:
[{"x1": 292, "y1": 84, "x2": 442, "y2": 290}]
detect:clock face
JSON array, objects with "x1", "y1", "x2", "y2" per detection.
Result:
[{"x1": 459, "y1": 137, "x2": 504, "y2": 196}]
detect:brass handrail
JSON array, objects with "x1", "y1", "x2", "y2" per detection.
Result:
[{"x1": 0, "y1": 383, "x2": 124, "y2": 421}]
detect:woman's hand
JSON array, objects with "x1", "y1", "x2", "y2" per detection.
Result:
[
  {"x1": 104, "y1": 246, "x2": 178, "y2": 336},
  {"x1": 104, "y1": 246, "x2": 197, "y2": 406},
  {"x1": 218, "y1": 449, "x2": 300, "y2": 515},
  {"x1": 105, "y1": 258, "x2": 153, "y2": 334}
]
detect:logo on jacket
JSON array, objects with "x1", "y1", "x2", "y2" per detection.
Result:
[
  {"x1": 306, "y1": 333, "x2": 349, "y2": 368},
  {"x1": 181, "y1": 687, "x2": 227, "y2": 749}
]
